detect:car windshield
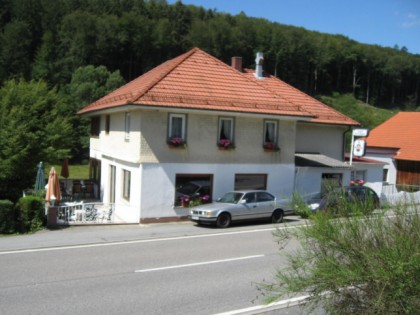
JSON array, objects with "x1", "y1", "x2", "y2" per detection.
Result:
[
  {"x1": 217, "y1": 192, "x2": 244, "y2": 204},
  {"x1": 177, "y1": 183, "x2": 199, "y2": 195}
]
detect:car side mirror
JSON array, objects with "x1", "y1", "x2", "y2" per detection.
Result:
[{"x1": 239, "y1": 199, "x2": 246, "y2": 204}]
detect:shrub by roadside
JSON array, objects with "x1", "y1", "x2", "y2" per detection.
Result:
[
  {"x1": 259, "y1": 200, "x2": 420, "y2": 314},
  {"x1": 0, "y1": 200, "x2": 15, "y2": 234},
  {"x1": 290, "y1": 192, "x2": 313, "y2": 219},
  {"x1": 0, "y1": 196, "x2": 46, "y2": 234}
]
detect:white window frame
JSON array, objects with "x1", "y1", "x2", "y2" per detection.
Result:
[
  {"x1": 263, "y1": 120, "x2": 278, "y2": 146},
  {"x1": 124, "y1": 112, "x2": 130, "y2": 140},
  {"x1": 168, "y1": 113, "x2": 187, "y2": 141},
  {"x1": 122, "y1": 169, "x2": 131, "y2": 201},
  {"x1": 218, "y1": 117, "x2": 234, "y2": 142}
]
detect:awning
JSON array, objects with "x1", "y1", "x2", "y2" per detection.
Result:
[{"x1": 295, "y1": 153, "x2": 351, "y2": 169}]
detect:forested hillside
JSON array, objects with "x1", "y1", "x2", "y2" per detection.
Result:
[
  {"x1": 0, "y1": 0, "x2": 416, "y2": 201},
  {"x1": 1, "y1": 0, "x2": 419, "y2": 109}
]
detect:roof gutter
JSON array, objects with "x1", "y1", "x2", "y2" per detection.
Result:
[{"x1": 78, "y1": 104, "x2": 315, "y2": 122}]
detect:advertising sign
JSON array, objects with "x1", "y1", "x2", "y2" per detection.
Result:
[
  {"x1": 353, "y1": 139, "x2": 366, "y2": 157},
  {"x1": 352, "y1": 128, "x2": 369, "y2": 137}
]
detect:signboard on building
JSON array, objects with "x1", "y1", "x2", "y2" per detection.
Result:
[{"x1": 353, "y1": 139, "x2": 366, "y2": 157}]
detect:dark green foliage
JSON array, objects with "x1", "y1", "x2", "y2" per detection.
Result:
[
  {"x1": 260, "y1": 201, "x2": 420, "y2": 314},
  {"x1": 291, "y1": 191, "x2": 313, "y2": 219},
  {"x1": 0, "y1": 0, "x2": 418, "y2": 109},
  {"x1": 15, "y1": 196, "x2": 45, "y2": 233},
  {"x1": 0, "y1": 79, "x2": 72, "y2": 201},
  {"x1": 0, "y1": 200, "x2": 15, "y2": 234},
  {"x1": 320, "y1": 93, "x2": 397, "y2": 130}
]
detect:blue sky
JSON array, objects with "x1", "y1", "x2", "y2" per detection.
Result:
[{"x1": 168, "y1": 0, "x2": 420, "y2": 55}]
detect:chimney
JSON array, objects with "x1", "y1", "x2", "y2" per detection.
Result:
[
  {"x1": 231, "y1": 56, "x2": 242, "y2": 72},
  {"x1": 254, "y1": 52, "x2": 264, "y2": 79}
]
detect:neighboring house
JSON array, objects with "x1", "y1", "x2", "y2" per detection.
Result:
[
  {"x1": 78, "y1": 48, "x2": 360, "y2": 223},
  {"x1": 365, "y1": 112, "x2": 420, "y2": 192}
]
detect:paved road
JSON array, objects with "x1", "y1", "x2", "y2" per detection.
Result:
[{"x1": 0, "y1": 217, "x2": 314, "y2": 315}]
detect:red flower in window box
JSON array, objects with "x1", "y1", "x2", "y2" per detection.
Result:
[
  {"x1": 168, "y1": 137, "x2": 187, "y2": 148},
  {"x1": 263, "y1": 142, "x2": 280, "y2": 152},
  {"x1": 218, "y1": 139, "x2": 235, "y2": 150}
]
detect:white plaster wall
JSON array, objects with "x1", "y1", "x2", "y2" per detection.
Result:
[
  {"x1": 139, "y1": 163, "x2": 295, "y2": 219},
  {"x1": 139, "y1": 111, "x2": 297, "y2": 164},
  {"x1": 351, "y1": 162, "x2": 384, "y2": 196},
  {"x1": 98, "y1": 112, "x2": 141, "y2": 163},
  {"x1": 100, "y1": 156, "x2": 141, "y2": 223},
  {"x1": 364, "y1": 154, "x2": 397, "y2": 185},
  {"x1": 296, "y1": 123, "x2": 347, "y2": 160},
  {"x1": 294, "y1": 167, "x2": 351, "y2": 201}
]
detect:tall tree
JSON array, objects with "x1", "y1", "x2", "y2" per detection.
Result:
[
  {"x1": 65, "y1": 65, "x2": 125, "y2": 161},
  {"x1": 0, "y1": 79, "x2": 72, "y2": 201}
]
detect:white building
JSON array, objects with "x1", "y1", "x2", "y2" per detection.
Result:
[{"x1": 79, "y1": 48, "x2": 366, "y2": 223}]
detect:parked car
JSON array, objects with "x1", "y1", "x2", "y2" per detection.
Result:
[
  {"x1": 188, "y1": 190, "x2": 293, "y2": 228},
  {"x1": 310, "y1": 185, "x2": 380, "y2": 214}
]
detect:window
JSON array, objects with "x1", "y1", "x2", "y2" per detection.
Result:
[
  {"x1": 234, "y1": 174, "x2": 267, "y2": 190},
  {"x1": 257, "y1": 192, "x2": 275, "y2": 202},
  {"x1": 91, "y1": 117, "x2": 100, "y2": 137},
  {"x1": 383, "y1": 169, "x2": 389, "y2": 182},
  {"x1": 125, "y1": 112, "x2": 130, "y2": 140},
  {"x1": 105, "y1": 115, "x2": 110, "y2": 134},
  {"x1": 218, "y1": 117, "x2": 234, "y2": 147},
  {"x1": 263, "y1": 120, "x2": 278, "y2": 148},
  {"x1": 123, "y1": 169, "x2": 131, "y2": 201},
  {"x1": 109, "y1": 165, "x2": 116, "y2": 204},
  {"x1": 321, "y1": 173, "x2": 342, "y2": 196},
  {"x1": 351, "y1": 170, "x2": 366, "y2": 181},
  {"x1": 168, "y1": 113, "x2": 187, "y2": 144},
  {"x1": 175, "y1": 174, "x2": 213, "y2": 206}
]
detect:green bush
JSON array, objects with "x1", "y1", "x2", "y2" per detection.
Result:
[
  {"x1": 15, "y1": 196, "x2": 46, "y2": 233},
  {"x1": 0, "y1": 200, "x2": 16, "y2": 234},
  {"x1": 260, "y1": 201, "x2": 420, "y2": 314},
  {"x1": 291, "y1": 192, "x2": 313, "y2": 219}
]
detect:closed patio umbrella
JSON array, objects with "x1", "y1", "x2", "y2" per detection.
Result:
[
  {"x1": 34, "y1": 161, "x2": 45, "y2": 192},
  {"x1": 45, "y1": 167, "x2": 62, "y2": 205}
]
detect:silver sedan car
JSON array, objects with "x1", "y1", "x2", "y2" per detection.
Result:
[{"x1": 188, "y1": 190, "x2": 293, "y2": 228}]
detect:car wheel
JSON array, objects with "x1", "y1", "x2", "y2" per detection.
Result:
[
  {"x1": 216, "y1": 213, "x2": 231, "y2": 228},
  {"x1": 272, "y1": 209, "x2": 284, "y2": 223}
]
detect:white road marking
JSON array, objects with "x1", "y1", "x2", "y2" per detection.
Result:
[
  {"x1": 134, "y1": 254, "x2": 265, "y2": 273},
  {"x1": 213, "y1": 294, "x2": 309, "y2": 315},
  {"x1": 0, "y1": 225, "x2": 301, "y2": 255}
]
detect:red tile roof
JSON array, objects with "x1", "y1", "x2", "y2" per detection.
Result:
[
  {"x1": 78, "y1": 48, "x2": 358, "y2": 126},
  {"x1": 243, "y1": 69, "x2": 358, "y2": 125},
  {"x1": 366, "y1": 112, "x2": 420, "y2": 161}
]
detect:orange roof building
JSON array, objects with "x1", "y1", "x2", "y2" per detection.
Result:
[
  {"x1": 78, "y1": 48, "x2": 363, "y2": 223},
  {"x1": 79, "y1": 48, "x2": 358, "y2": 127},
  {"x1": 366, "y1": 112, "x2": 420, "y2": 162},
  {"x1": 365, "y1": 112, "x2": 420, "y2": 186}
]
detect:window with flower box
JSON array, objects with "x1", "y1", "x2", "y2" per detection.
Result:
[
  {"x1": 218, "y1": 117, "x2": 235, "y2": 149},
  {"x1": 263, "y1": 120, "x2": 279, "y2": 151},
  {"x1": 168, "y1": 113, "x2": 187, "y2": 147}
]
